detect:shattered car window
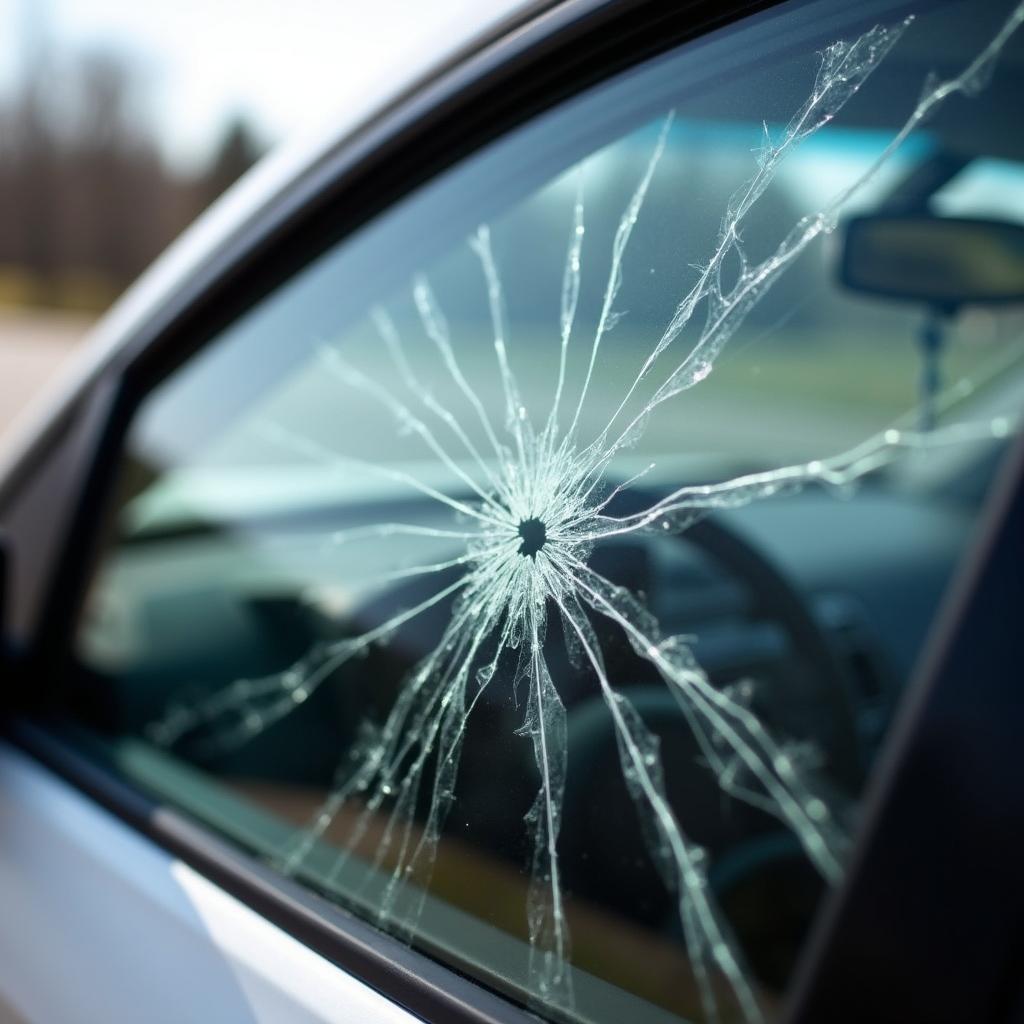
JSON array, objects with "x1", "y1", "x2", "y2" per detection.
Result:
[{"x1": 75, "y1": 2, "x2": 1024, "y2": 1021}]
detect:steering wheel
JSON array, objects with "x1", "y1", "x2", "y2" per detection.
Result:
[
  {"x1": 590, "y1": 487, "x2": 861, "y2": 776},
  {"x1": 558, "y1": 500, "x2": 861, "y2": 986},
  {"x1": 668, "y1": 512, "x2": 861, "y2": 783}
]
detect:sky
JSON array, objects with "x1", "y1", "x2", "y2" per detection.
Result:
[{"x1": 0, "y1": 0, "x2": 494, "y2": 172}]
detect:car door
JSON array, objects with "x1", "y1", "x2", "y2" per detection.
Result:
[{"x1": 2, "y1": 1, "x2": 1024, "y2": 1022}]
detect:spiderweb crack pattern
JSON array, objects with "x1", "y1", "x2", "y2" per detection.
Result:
[{"x1": 149, "y1": 7, "x2": 1024, "y2": 1020}]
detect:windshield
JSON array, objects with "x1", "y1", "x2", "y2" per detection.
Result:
[{"x1": 74, "y1": 2, "x2": 1024, "y2": 1023}]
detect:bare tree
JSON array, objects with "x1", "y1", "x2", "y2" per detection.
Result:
[{"x1": 0, "y1": 22, "x2": 269, "y2": 311}]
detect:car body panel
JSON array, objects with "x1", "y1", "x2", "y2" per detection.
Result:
[{"x1": 0, "y1": 741, "x2": 419, "y2": 1024}]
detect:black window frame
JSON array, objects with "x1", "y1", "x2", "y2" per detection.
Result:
[{"x1": 2, "y1": 0, "x2": 1023, "y2": 1021}]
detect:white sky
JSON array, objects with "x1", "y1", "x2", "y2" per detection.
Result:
[{"x1": 0, "y1": 0, "x2": 489, "y2": 171}]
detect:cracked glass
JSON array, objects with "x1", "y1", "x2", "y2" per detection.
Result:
[{"x1": 73, "y1": 1, "x2": 1024, "y2": 1021}]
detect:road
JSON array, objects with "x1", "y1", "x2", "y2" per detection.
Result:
[{"x1": 0, "y1": 310, "x2": 94, "y2": 446}]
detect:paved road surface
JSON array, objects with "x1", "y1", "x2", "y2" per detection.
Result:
[{"x1": 0, "y1": 310, "x2": 94, "y2": 447}]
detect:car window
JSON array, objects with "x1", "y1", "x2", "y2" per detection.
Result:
[{"x1": 69, "y1": 1, "x2": 1024, "y2": 1022}]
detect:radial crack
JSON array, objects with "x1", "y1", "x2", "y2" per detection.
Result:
[{"x1": 149, "y1": 7, "x2": 1024, "y2": 1020}]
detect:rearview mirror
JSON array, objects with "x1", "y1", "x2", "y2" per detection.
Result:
[{"x1": 840, "y1": 214, "x2": 1024, "y2": 313}]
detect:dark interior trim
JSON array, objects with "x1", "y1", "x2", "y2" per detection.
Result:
[{"x1": 786, "y1": 429, "x2": 1024, "y2": 1024}]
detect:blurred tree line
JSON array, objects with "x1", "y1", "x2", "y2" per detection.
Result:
[{"x1": 0, "y1": 41, "x2": 265, "y2": 312}]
